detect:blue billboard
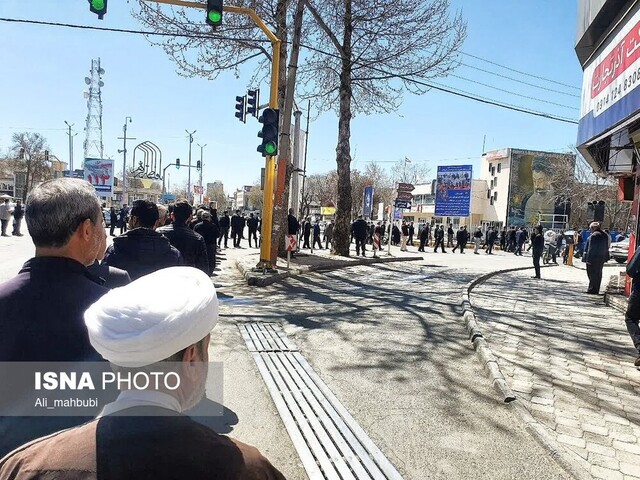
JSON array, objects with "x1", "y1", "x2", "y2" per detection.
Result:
[
  {"x1": 362, "y1": 185, "x2": 374, "y2": 218},
  {"x1": 434, "y1": 165, "x2": 473, "y2": 217}
]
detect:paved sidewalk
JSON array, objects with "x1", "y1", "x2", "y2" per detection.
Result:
[{"x1": 471, "y1": 266, "x2": 640, "y2": 480}]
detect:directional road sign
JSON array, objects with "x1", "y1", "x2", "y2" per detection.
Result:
[
  {"x1": 396, "y1": 191, "x2": 413, "y2": 201},
  {"x1": 394, "y1": 200, "x2": 412, "y2": 209},
  {"x1": 397, "y1": 183, "x2": 415, "y2": 192}
]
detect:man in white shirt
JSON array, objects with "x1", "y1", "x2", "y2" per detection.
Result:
[{"x1": 0, "y1": 198, "x2": 14, "y2": 237}]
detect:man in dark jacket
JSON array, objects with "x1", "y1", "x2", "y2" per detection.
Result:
[
  {"x1": 230, "y1": 210, "x2": 243, "y2": 248},
  {"x1": 452, "y1": 226, "x2": 468, "y2": 253},
  {"x1": 624, "y1": 246, "x2": 640, "y2": 366},
  {"x1": 485, "y1": 227, "x2": 498, "y2": 254},
  {"x1": 194, "y1": 211, "x2": 219, "y2": 275},
  {"x1": 584, "y1": 222, "x2": 609, "y2": 294},
  {"x1": 287, "y1": 209, "x2": 299, "y2": 235},
  {"x1": 531, "y1": 226, "x2": 544, "y2": 279},
  {"x1": 157, "y1": 200, "x2": 208, "y2": 274},
  {"x1": 0, "y1": 178, "x2": 109, "y2": 457},
  {"x1": 218, "y1": 211, "x2": 230, "y2": 248},
  {"x1": 119, "y1": 204, "x2": 129, "y2": 235},
  {"x1": 447, "y1": 224, "x2": 454, "y2": 248},
  {"x1": 418, "y1": 224, "x2": 429, "y2": 252},
  {"x1": 514, "y1": 227, "x2": 525, "y2": 256},
  {"x1": 433, "y1": 225, "x2": 446, "y2": 253},
  {"x1": 247, "y1": 213, "x2": 259, "y2": 248},
  {"x1": 11, "y1": 199, "x2": 24, "y2": 236},
  {"x1": 104, "y1": 200, "x2": 183, "y2": 280},
  {"x1": 302, "y1": 217, "x2": 312, "y2": 249},
  {"x1": 507, "y1": 226, "x2": 516, "y2": 252},
  {"x1": 352, "y1": 215, "x2": 368, "y2": 256}
]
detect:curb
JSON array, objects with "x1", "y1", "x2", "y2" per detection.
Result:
[
  {"x1": 464, "y1": 265, "x2": 594, "y2": 480},
  {"x1": 236, "y1": 255, "x2": 424, "y2": 287}
]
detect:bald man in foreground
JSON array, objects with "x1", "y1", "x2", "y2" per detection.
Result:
[{"x1": 0, "y1": 267, "x2": 285, "y2": 480}]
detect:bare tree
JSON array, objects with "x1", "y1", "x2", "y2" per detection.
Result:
[
  {"x1": 247, "y1": 183, "x2": 264, "y2": 211},
  {"x1": 301, "y1": 0, "x2": 465, "y2": 255},
  {"x1": 390, "y1": 158, "x2": 431, "y2": 185},
  {"x1": 364, "y1": 162, "x2": 394, "y2": 217},
  {"x1": 206, "y1": 182, "x2": 229, "y2": 210},
  {"x1": 10, "y1": 132, "x2": 51, "y2": 201}
]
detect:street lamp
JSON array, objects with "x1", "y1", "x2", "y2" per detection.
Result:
[
  {"x1": 197, "y1": 143, "x2": 206, "y2": 204},
  {"x1": 120, "y1": 117, "x2": 133, "y2": 205},
  {"x1": 186, "y1": 130, "x2": 196, "y2": 203}
]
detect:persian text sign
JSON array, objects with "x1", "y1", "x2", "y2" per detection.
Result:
[
  {"x1": 84, "y1": 158, "x2": 113, "y2": 197},
  {"x1": 579, "y1": 7, "x2": 640, "y2": 144},
  {"x1": 434, "y1": 165, "x2": 472, "y2": 217}
]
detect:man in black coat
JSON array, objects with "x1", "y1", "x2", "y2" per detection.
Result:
[
  {"x1": 433, "y1": 225, "x2": 446, "y2": 253},
  {"x1": 103, "y1": 200, "x2": 183, "y2": 280},
  {"x1": 485, "y1": 227, "x2": 498, "y2": 254},
  {"x1": 302, "y1": 217, "x2": 312, "y2": 249},
  {"x1": 194, "y1": 211, "x2": 220, "y2": 275},
  {"x1": 287, "y1": 209, "x2": 299, "y2": 235},
  {"x1": 507, "y1": 226, "x2": 516, "y2": 252},
  {"x1": 230, "y1": 210, "x2": 243, "y2": 248},
  {"x1": 157, "y1": 200, "x2": 208, "y2": 274},
  {"x1": 452, "y1": 226, "x2": 468, "y2": 253},
  {"x1": 218, "y1": 211, "x2": 230, "y2": 248},
  {"x1": 351, "y1": 215, "x2": 368, "y2": 256},
  {"x1": 0, "y1": 178, "x2": 109, "y2": 457},
  {"x1": 247, "y1": 213, "x2": 259, "y2": 248},
  {"x1": 118, "y1": 204, "x2": 129, "y2": 235},
  {"x1": 418, "y1": 224, "x2": 429, "y2": 252},
  {"x1": 584, "y1": 222, "x2": 609, "y2": 294},
  {"x1": 11, "y1": 199, "x2": 24, "y2": 236},
  {"x1": 531, "y1": 226, "x2": 545, "y2": 279}
]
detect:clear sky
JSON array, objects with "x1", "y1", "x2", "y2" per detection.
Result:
[{"x1": 0, "y1": 0, "x2": 583, "y2": 194}]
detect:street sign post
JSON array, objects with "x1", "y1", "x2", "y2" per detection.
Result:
[{"x1": 285, "y1": 234, "x2": 297, "y2": 268}]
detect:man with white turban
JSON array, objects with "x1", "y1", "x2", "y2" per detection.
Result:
[{"x1": 0, "y1": 267, "x2": 286, "y2": 480}]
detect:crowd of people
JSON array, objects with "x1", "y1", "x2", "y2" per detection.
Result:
[
  {"x1": 0, "y1": 178, "x2": 285, "y2": 478},
  {"x1": 0, "y1": 196, "x2": 24, "y2": 237}
]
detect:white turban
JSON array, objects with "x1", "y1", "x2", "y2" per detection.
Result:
[{"x1": 84, "y1": 266, "x2": 218, "y2": 367}]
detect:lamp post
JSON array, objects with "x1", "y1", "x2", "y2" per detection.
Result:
[
  {"x1": 64, "y1": 121, "x2": 74, "y2": 174},
  {"x1": 186, "y1": 130, "x2": 196, "y2": 204},
  {"x1": 118, "y1": 117, "x2": 133, "y2": 205},
  {"x1": 198, "y1": 143, "x2": 206, "y2": 204}
]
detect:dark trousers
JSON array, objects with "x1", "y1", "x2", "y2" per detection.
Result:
[
  {"x1": 625, "y1": 290, "x2": 640, "y2": 353},
  {"x1": 218, "y1": 227, "x2": 228, "y2": 248},
  {"x1": 515, "y1": 242, "x2": 523, "y2": 255},
  {"x1": 507, "y1": 240, "x2": 515, "y2": 252},
  {"x1": 452, "y1": 241, "x2": 464, "y2": 253},
  {"x1": 355, "y1": 237, "x2": 366, "y2": 255},
  {"x1": 248, "y1": 229, "x2": 258, "y2": 248},
  {"x1": 313, "y1": 235, "x2": 323, "y2": 249},
  {"x1": 586, "y1": 262, "x2": 605, "y2": 293},
  {"x1": 418, "y1": 238, "x2": 426, "y2": 252},
  {"x1": 303, "y1": 234, "x2": 310, "y2": 249},
  {"x1": 12, "y1": 217, "x2": 22, "y2": 235},
  {"x1": 0, "y1": 219, "x2": 8, "y2": 235},
  {"x1": 109, "y1": 222, "x2": 116, "y2": 236},
  {"x1": 434, "y1": 238, "x2": 445, "y2": 252},
  {"x1": 486, "y1": 242, "x2": 494, "y2": 254},
  {"x1": 533, "y1": 254, "x2": 541, "y2": 278},
  {"x1": 231, "y1": 229, "x2": 241, "y2": 247},
  {"x1": 205, "y1": 244, "x2": 215, "y2": 276}
]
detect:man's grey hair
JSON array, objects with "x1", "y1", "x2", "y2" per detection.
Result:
[
  {"x1": 157, "y1": 204, "x2": 168, "y2": 222},
  {"x1": 26, "y1": 178, "x2": 102, "y2": 247}
]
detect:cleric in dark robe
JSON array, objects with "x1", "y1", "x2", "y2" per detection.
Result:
[{"x1": 0, "y1": 267, "x2": 286, "y2": 480}]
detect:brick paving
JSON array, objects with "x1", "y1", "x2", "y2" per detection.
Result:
[{"x1": 471, "y1": 266, "x2": 640, "y2": 480}]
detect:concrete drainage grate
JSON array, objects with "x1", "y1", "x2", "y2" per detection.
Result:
[{"x1": 239, "y1": 322, "x2": 404, "y2": 480}]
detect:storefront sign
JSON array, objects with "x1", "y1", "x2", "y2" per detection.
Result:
[{"x1": 578, "y1": 7, "x2": 640, "y2": 145}]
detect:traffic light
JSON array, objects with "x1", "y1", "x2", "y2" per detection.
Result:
[
  {"x1": 257, "y1": 108, "x2": 279, "y2": 157},
  {"x1": 235, "y1": 95, "x2": 246, "y2": 123},
  {"x1": 247, "y1": 89, "x2": 259, "y2": 118},
  {"x1": 196, "y1": 161, "x2": 201, "y2": 171},
  {"x1": 175, "y1": 158, "x2": 181, "y2": 170},
  {"x1": 206, "y1": 0, "x2": 223, "y2": 27},
  {"x1": 88, "y1": 0, "x2": 107, "y2": 19}
]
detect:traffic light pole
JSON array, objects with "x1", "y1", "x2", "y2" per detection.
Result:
[{"x1": 144, "y1": 0, "x2": 281, "y2": 270}]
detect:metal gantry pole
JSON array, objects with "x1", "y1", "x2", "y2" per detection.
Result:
[
  {"x1": 64, "y1": 121, "x2": 74, "y2": 173},
  {"x1": 119, "y1": 116, "x2": 133, "y2": 205}
]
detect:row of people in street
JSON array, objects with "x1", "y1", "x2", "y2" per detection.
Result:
[{"x1": 0, "y1": 178, "x2": 285, "y2": 477}]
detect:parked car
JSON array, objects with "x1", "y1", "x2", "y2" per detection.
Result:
[{"x1": 609, "y1": 237, "x2": 629, "y2": 264}]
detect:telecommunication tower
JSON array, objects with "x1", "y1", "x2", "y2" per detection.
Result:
[{"x1": 83, "y1": 58, "x2": 105, "y2": 161}]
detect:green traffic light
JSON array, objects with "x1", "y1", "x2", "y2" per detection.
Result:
[
  {"x1": 91, "y1": 0, "x2": 105, "y2": 9},
  {"x1": 265, "y1": 142, "x2": 277, "y2": 155},
  {"x1": 208, "y1": 10, "x2": 222, "y2": 23}
]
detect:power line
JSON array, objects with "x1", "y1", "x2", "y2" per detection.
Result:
[
  {"x1": 0, "y1": 16, "x2": 580, "y2": 124},
  {"x1": 460, "y1": 51, "x2": 581, "y2": 91}
]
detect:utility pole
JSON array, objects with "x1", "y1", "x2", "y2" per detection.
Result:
[
  {"x1": 290, "y1": 111, "x2": 302, "y2": 218},
  {"x1": 299, "y1": 101, "x2": 311, "y2": 218},
  {"x1": 117, "y1": 117, "x2": 134, "y2": 205},
  {"x1": 198, "y1": 143, "x2": 206, "y2": 204},
  {"x1": 64, "y1": 121, "x2": 74, "y2": 174},
  {"x1": 186, "y1": 130, "x2": 196, "y2": 204}
]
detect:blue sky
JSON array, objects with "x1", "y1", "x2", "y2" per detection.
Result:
[{"x1": 0, "y1": 0, "x2": 583, "y2": 194}]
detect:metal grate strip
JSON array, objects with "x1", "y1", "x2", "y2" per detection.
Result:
[{"x1": 239, "y1": 323, "x2": 403, "y2": 480}]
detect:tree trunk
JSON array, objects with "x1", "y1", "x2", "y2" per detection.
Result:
[
  {"x1": 333, "y1": 0, "x2": 353, "y2": 257},
  {"x1": 271, "y1": 0, "x2": 306, "y2": 260}
]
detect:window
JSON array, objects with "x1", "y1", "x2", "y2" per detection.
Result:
[
  {"x1": 493, "y1": 176, "x2": 497, "y2": 187},
  {"x1": 489, "y1": 162, "x2": 493, "y2": 172},
  {"x1": 491, "y1": 166, "x2": 496, "y2": 176},
  {"x1": 494, "y1": 191, "x2": 498, "y2": 200},
  {"x1": 497, "y1": 163, "x2": 502, "y2": 173},
  {"x1": 490, "y1": 179, "x2": 494, "y2": 188},
  {"x1": 490, "y1": 197, "x2": 494, "y2": 205},
  {"x1": 487, "y1": 189, "x2": 491, "y2": 199}
]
